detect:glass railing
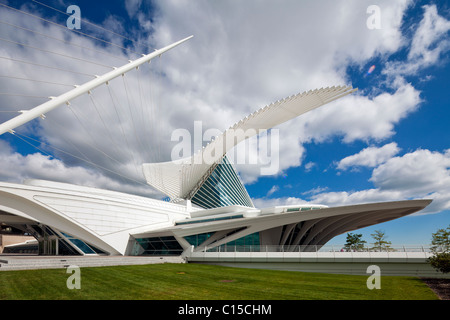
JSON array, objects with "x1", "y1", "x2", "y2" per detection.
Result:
[{"x1": 203, "y1": 244, "x2": 434, "y2": 253}]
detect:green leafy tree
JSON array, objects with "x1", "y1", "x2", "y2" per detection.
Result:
[
  {"x1": 428, "y1": 225, "x2": 450, "y2": 274},
  {"x1": 344, "y1": 233, "x2": 366, "y2": 251},
  {"x1": 370, "y1": 230, "x2": 393, "y2": 251},
  {"x1": 430, "y1": 225, "x2": 450, "y2": 253}
]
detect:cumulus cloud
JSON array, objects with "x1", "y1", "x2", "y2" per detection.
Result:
[
  {"x1": 383, "y1": 4, "x2": 450, "y2": 77},
  {"x1": 252, "y1": 196, "x2": 310, "y2": 209},
  {"x1": 0, "y1": 140, "x2": 160, "y2": 197},
  {"x1": 296, "y1": 149, "x2": 450, "y2": 215},
  {"x1": 145, "y1": 0, "x2": 422, "y2": 184},
  {"x1": 371, "y1": 149, "x2": 450, "y2": 196},
  {"x1": 302, "y1": 186, "x2": 329, "y2": 196},
  {"x1": 125, "y1": 0, "x2": 142, "y2": 18},
  {"x1": 293, "y1": 81, "x2": 421, "y2": 144},
  {"x1": 249, "y1": 3, "x2": 450, "y2": 216},
  {"x1": 337, "y1": 142, "x2": 400, "y2": 170},
  {"x1": 308, "y1": 189, "x2": 404, "y2": 207},
  {"x1": 0, "y1": 0, "x2": 446, "y2": 205},
  {"x1": 0, "y1": 2, "x2": 175, "y2": 192},
  {"x1": 266, "y1": 185, "x2": 279, "y2": 197}
]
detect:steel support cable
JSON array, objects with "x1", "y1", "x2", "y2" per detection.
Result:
[
  {"x1": 0, "y1": 56, "x2": 95, "y2": 78},
  {"x1": 0, "y1": 75, "x2": 74, "y2": 87},
  {"x1": 154, "y1": 56, "x2": 162, "y2": 162},
  {"x1": 135, "y1": 66, "x2": 146, "y2": 143},
  {"x1": 10, "y1": 130, "x2": 53, "y2": 158},
  {"x1": 0, "y1": 35, "x2": 194, "y2": 136},
  {"x1": 87, "y1": 90, "x2": 127, "y2": 163},
  {"x1": 135, "y1": 65, "x2": 153, "y2": 155},
  {"x1": 121, "y1": 73, "x2": 147, "y2": 166},
  {"x1": 45, "y1": 115, "x2": 95, "y2": 164},
  {"x1": 31, "y1": 0, "x2": 154, "y2": 53},
  {"x1": 106, "y1": 81, "x2": 141, "y2": 177},
  {"x1": 125, "y1": 69, "x2": 146, "y2": 155},
  {"x1": 106, "y1": 82, "x2": 132, "y2": 152},
  {"x1": 0, "y1": 93, "x2": 48, "y2": 99},
  {"x1": 66, "y1": 101, "x2": 127, "y2": 167},
  {"x1": 46, "y1": 108, "x2": 133, "y2": 187},
  {"x1": 9, "y1": 130, "x2": 148, "y2": 186},
  {"x1": 49, "y1": 84, "x2": 137, "y2": 186},
  {"x1": 147, "y1": 60, "x2": 156, "y2": 163},
  {"x1": 0, "y1": 37, "x2": 114, "y2": 70},
  {"x1": 0, "y1": 19, "x2": 129, "y2": 63},
  {"x1": 0, "y1": 2, "x2": 142, "y2": 57}
]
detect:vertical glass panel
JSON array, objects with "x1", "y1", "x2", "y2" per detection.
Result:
[
  {"x1": 192, "y1": 156, "x2": 253, "y2": 209},
  {"x1": 132, "y1": 236, "x2": 183, "y2": 255}
]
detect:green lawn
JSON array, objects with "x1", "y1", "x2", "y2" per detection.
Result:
[{"x1": 0, "y1": 263, "x2": 439, "y2": 300}]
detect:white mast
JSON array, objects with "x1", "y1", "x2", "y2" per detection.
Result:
[{"x1": 0, "y1": 35, "x2": 194, "y2": 136}]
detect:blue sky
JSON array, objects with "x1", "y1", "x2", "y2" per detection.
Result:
[{"x1": 0, "y1": 0, "x2": 449, "y2": 245}]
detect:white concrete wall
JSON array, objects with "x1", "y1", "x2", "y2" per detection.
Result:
[{"x1": 185, "y1": 251, "x2": 449, "y2": 278}]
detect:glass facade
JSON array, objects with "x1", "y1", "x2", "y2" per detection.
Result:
[
  {"x1": 191, "y1": 156, "x2": 254, "y2": 209},
  {"x1": 28, "y1": 225, "x2": 106, "y2": 255},
  {"x1": 184, "y1": 232, "x2": 213, "y2": 247},
  {"x1": 132, "y1": 236, "x2": 184, "y2": 255},
  {"x1": 184, "y1": 231, "x2": 260, "y2": 248},
  {"x1": 175, "y1": 214, "x2": 244, "y2": 225},
  {"x1": 132, "y1": 156, "x2": 263, "y2": 256},
  {"x1": 29, "y1": 225, "x2": 77, "y2": 255},
  {"x1": 131, "y1": 231, "x2": 260, "y2": 256},
  {"x1": 61, "y1": 232, "x2": 105, "y2": 255},
  {"x1": 286, "y1": 206, "x2": 323, "y2": 212}
]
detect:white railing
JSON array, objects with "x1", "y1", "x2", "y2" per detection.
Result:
[{"x1": 203, "y1": 244, "x2": 434, "y2": 253}]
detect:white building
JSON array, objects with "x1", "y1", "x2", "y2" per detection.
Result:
[{"x1": 0, "y1": 38, "x2": 431, "y2": 256}]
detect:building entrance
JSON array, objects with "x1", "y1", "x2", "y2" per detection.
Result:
[{"x1": 38, "y1": 235, "x2": 59, "y2": 255}]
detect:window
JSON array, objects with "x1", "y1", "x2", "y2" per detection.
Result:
[{"x1": 133, "y1": 236, "x2": 183, "y2": 255}]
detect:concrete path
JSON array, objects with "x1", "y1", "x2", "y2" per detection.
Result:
[{"x1": 0, "y1": 255, "x2": 185, "y2": 271}]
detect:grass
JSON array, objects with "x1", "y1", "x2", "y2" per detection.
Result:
[{"x1": 0, "y1": 263, "x2": 439, "y2": 300}]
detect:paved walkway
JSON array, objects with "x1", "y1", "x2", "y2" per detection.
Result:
[{"x1": 0, "y1": 254, "x2": 185, "y2": 271}]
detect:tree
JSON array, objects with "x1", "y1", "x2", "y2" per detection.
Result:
[
  {"x1": 430, "y1": 226, "x2": 450, "y2": 253},
  {"x1": 428, "y1": 225, "x2": 450, "y2": 274},
  {"x1": 344, "y1": 233, "x2": 366, "y2": 251},
  {"x1": 428, "y1": 253, "x2": 450, "y2": 274},
  {"x1": 370, "y1": 230, "x2": 392, "y2": 251}
]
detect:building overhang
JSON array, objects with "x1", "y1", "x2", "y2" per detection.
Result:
[{"x1": 131, "y1": 199, "x2": 432, "y2": 243}]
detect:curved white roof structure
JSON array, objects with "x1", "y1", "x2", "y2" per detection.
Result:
[
  {"x1": 0, "y1": 179, "x2": 431, "y2": 255},
  {"x1": 143, "y1": 86, "x2": 356, "y2": 201}
]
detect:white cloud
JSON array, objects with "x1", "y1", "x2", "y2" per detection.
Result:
[
  {"x1": 303, "y1": 149, "x2": 450, "y2": 215},
  {"x1": 252, "y1": 148, "x2": 450, "y2": 216},
  {"x1": 0, "y1": 4, "x2": 179, "y2": 193},
  {"x1": 304, "y1": 162, "x2": 317, "y2": 172},
  {"x1": 309, "y1": 188, "x2": 404, "y2": 207},
  {"x1": 1, "y1": 0, "x2": 447, "y2": 203},
  {"x1": 294, "y1": 81, "x2": 421, "y2": 144},
  {"x1": 0, "y1": 139, "x2": 160, "y2": 197},
  {"x1": 371, "y1": 149, "x2": 450, "y2": 197},
  {"x1": 302, "y1": 186, "x2": 329, "y2": 196},
  {"x1": 408, "y1": 5, "x2": 450, "y2": 64},
  {"x1": 252, "y1": 196, "x2": 309, "y2": 209},
  {"x1": 150, "y1": 0, "x2": 410, "y2": 109},
  {"x1": 337, "y1": 142, "x2": 400, "y2": 170},
  {"x1": 146, "y1": 0, "x2": 421, "y2": 184},
  {"x1": 266, "y1": 185, "x2": 279, "y2": 197},
  {"x1": 125, "y1": 0, "x2": 143, "y2": 18},
  {"x1": 383, "y1": 4, "x2": 450, "y2": 77}
]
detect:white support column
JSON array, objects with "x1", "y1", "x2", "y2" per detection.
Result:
[{"x1": 0, "y1": 35, "x2": 193, "y2": 136}]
